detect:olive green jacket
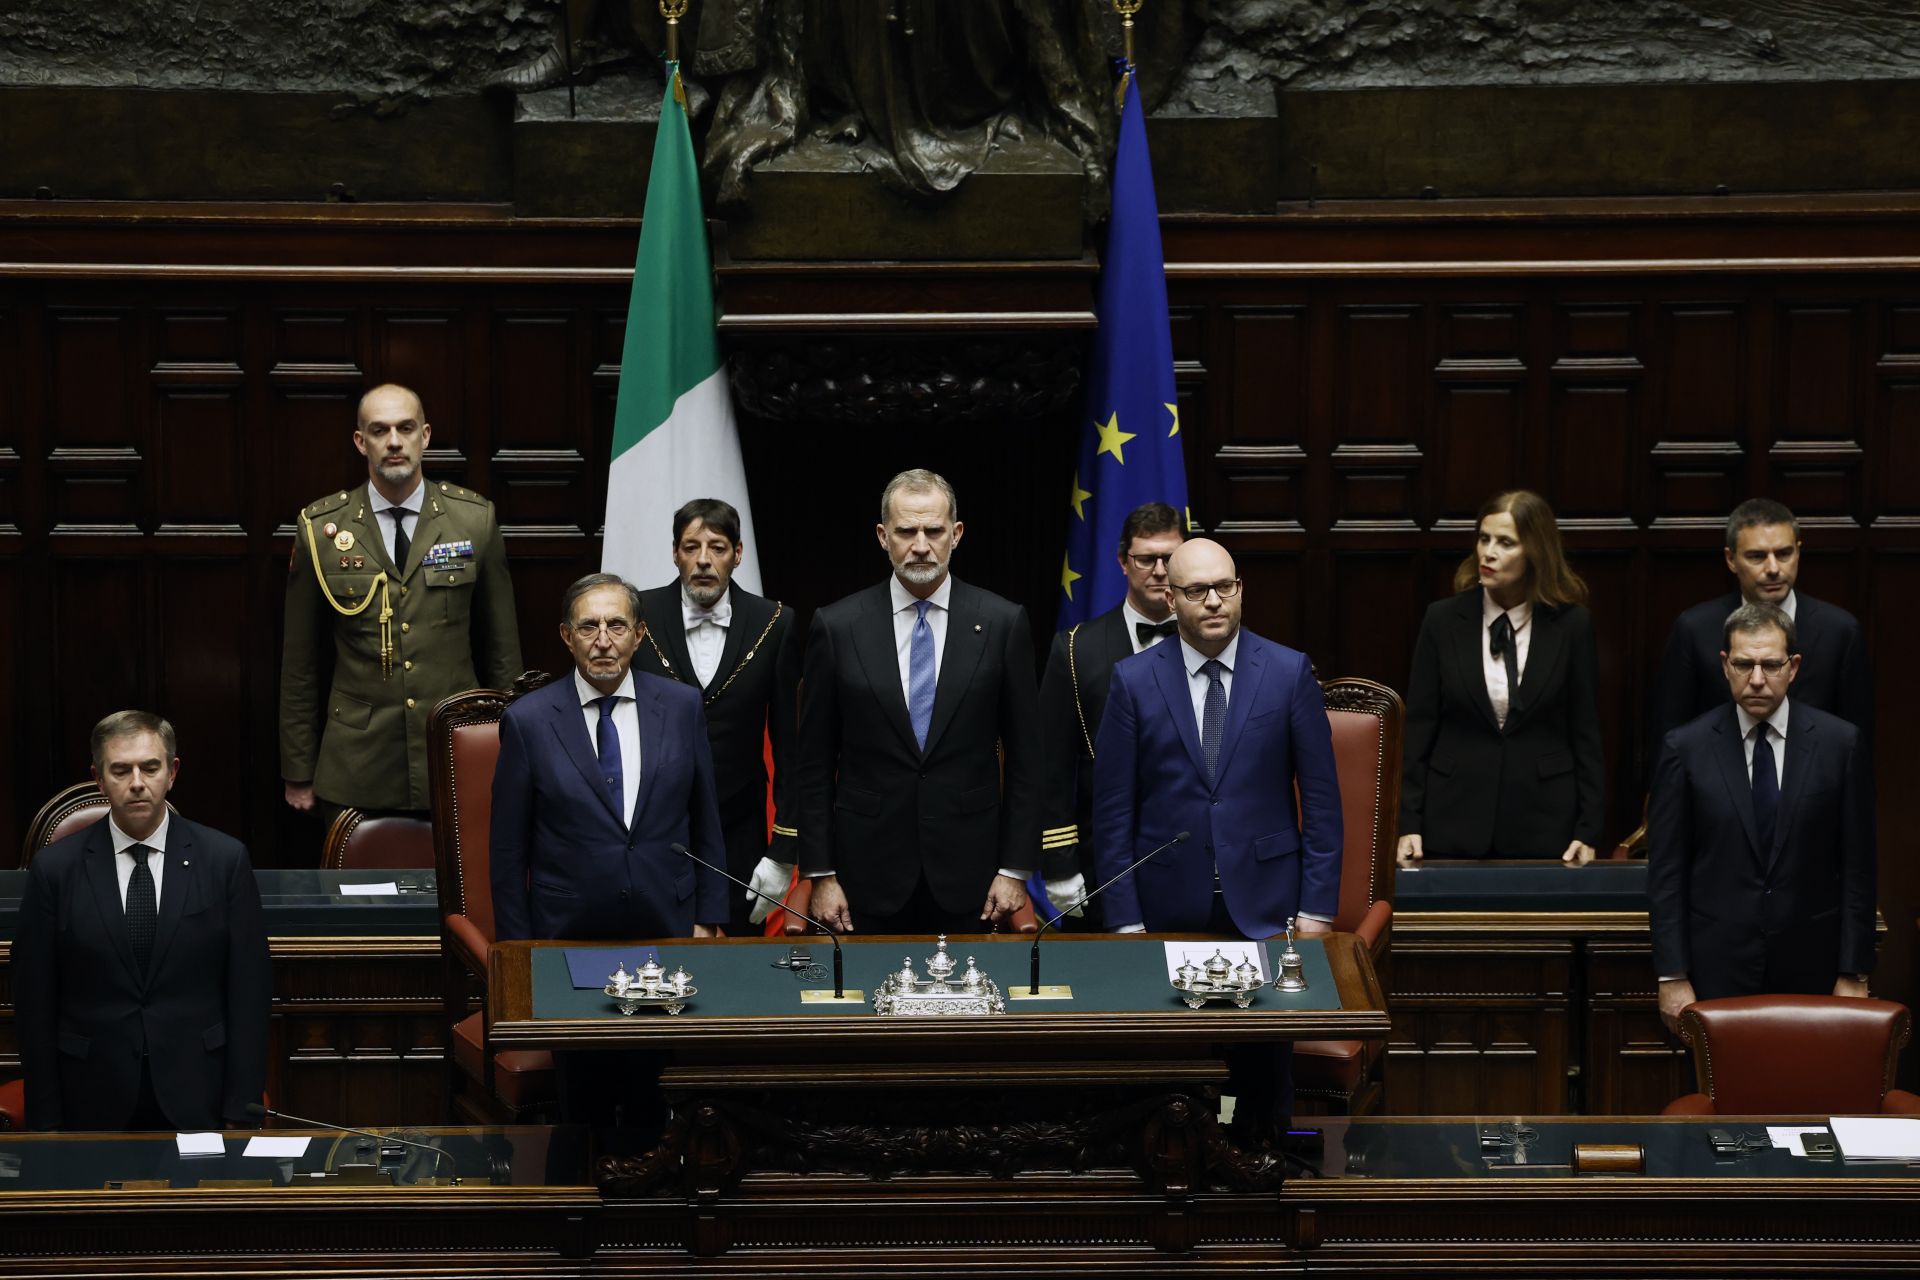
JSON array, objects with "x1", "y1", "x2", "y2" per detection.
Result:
[{"x1": 280, "y1": 480, "x2": 523, "y2": 811}]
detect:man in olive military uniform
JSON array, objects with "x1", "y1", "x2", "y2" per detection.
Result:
[{"x1": 281, "y1": 384, "x2": 524, "y2": 817}]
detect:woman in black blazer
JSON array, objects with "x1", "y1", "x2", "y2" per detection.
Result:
[{"x1": 1397, "y1": 490, "x2": 1604, "y2": 864}]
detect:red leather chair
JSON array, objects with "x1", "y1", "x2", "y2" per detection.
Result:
[
  {"x1": 1663, "y1": 995, "x2": 1920, "y2": 1116},
  {"x1": 428, "y1": 682, "x2": 556, "y2": 1124},
  {"x1": 1292, "y1": 677, "x2": 1403, "y2": 1117},
  {"x1": 0, "y1": 1078, "x2": 21, "y2": 1130},
  {"x1": 19, "y1": 783, "x2": 177, "y2": 867},
  {"x1": 321, "y1": 809, "x2": 435, "y2": 870}
]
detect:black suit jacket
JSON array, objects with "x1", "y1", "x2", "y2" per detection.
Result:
[
  {"x1": 633, "y1": 582, "x2": 800, "y2": 922},
  {"x1": 1647, "y1": 702, "x2": 1876, "y2": 999},
  {"x1": 14, "y1": 816, "x2": 270, "y2": 1130},
  {"x1": 1037, "y1": 605, "x2": 1134, "y2": 884},
  {"x1": 1649, "y1": 590, "x2": 1873, "y2": 768},
  {"x1": 796, "y1": 576, "x2": 1042, "y2": 919},
  {"x1": 1400, "y1": 590, "x2": 1606, "y2": 856}
]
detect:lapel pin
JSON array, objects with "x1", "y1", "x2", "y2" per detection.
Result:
[{"x1": 974, "y1": 624, "x2": 982, "y2": 633}]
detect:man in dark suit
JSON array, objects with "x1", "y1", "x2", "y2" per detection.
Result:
[
  {"x1": 1037, "y1": 501, "x2": 1186, "y2": 927},
  {"x1": 1091, "y1": 537, "x2": 1342, "y2": 1131},
  {"x1": 1650, "y1": 498, "x2": 1873, "y2": 766},
  {"x1": 797, "y1": 468, "x2": 1041, "y2": 935},
  {"x1": 1648, "y1": 601, "x2": 1875, "y2": 1033},
  {"x1": 491, "y1": 574, "x2": 728, "y2": 943},
  {"x1": 631, "y1": 499, "x2": 800, "y2": 934},
  {"x1": 15, "y1": 711, "x2": 270, "y2": 1131}
]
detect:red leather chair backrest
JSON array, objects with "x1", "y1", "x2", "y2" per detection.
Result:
[
  {"x1": 322, "y1": 810, "x2": 435, "y2": 870},
  {"x1": 19, "y1": 784, "x2": 180, "y2": 868},
  {"x1": 1682, "y1": 995, "x2": 1912, "y2": 1114},
  {"x1": 429, "y1": 687, "x2": 514, "y2": 949},
  {"x1": 1319, "y1": 678, "x2": 1404, "y2": 935}
]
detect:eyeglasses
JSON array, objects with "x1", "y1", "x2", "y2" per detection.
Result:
[
  {"x1": 1127, "y1": 553, "x2": 1174, "y2": 570},
  {"x1": 1168, "y1": 579, "x2": 1242, "y2": 603},
  {"x1": 571, "y1": 620, "x2": 632, "y2": 640},
  {"x1": 1727, "y1": 657, "x2": 1790, "y2": 675}
]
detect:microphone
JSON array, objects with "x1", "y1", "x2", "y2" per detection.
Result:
[
  {"x1": 672, "y1": 842, "x2": 844, "y2": 998},
  {"x1": 243, "y1": 1102, "x2": 457, "y2": 1184},
  {"x1": 1030, "y1": 831, "x2": 1190, "y2": 994}
]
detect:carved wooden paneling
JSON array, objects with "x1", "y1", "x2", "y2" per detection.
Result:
[{"x1": 1388, "y1": 941, "x2": 1573, "y2": 1114}]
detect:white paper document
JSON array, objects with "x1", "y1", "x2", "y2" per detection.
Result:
[
  {"x1": 241, "y1": 1135, "x2": 312, "y2": 1158},
  {"x1": 1163, "y1": 940, "x2": 1269, "y2": 982},
  {"x1": 175, "y1": 1132, "x2": 225, "y2": 1157},
  {"x1": 1829, "y1": 1116, "x2": 1920, "y2": 1160},
  {"x1": 338, "y1": 882, "x2": 399, "y2": 896},
  {"x1": 1766, "y1": 1125, "x2": 1828, "y2": 1149}
]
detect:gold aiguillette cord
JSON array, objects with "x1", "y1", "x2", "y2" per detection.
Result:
[{"x1": 299, "y1": 510, "x2": 396, "y2": 678}]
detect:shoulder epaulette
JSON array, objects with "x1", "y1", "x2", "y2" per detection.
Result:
[
  {"x1": 434, "y1": 482, "x2": 489, "y2": 506},
  {"x1": 303, "y1": 490, "x2": 353, "y2": 520}
]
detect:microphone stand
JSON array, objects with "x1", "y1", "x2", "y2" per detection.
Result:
[
  {"x1": 243, "y1": 1102, "x2": 458, "y2": 1184},
  {"x1": 672, "y1": 842, "x2": 845, "y2": 998},
  {"x1": 1030, "y1": 831, "x2": 1190, "y2": 994}
]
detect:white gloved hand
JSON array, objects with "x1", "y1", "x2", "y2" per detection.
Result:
[
  {"x1": 746, "y1": 858, "x2": 795, "y2": 925},
  {"x1": 1043, "y1": 873, "x2": 1087, "y2": 919},
  {"x1": 1114, "y1": 922, "x2": 1147, "y2": 934}
]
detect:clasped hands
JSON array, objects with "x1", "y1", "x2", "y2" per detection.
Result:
[
  {"x1": 809, "y1": 872, "x2": 1031, "y2": 934},
  {"x1": 1395, "y1": 834, "x2": 1596, "y2": 868}
]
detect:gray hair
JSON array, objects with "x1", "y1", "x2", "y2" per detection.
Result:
[
  {"x1": 1722, "y1": 601, "x2": 1798, "y2": 655},
  {"x1": 879, "y1": 468, "x2": 958, "y2": 526},
  {"x1": 559, "y1": 573, "x2": 642, "y2": 625},
  {"x1": 90, "y1": 710, "x2": 177, "y2": 771}
]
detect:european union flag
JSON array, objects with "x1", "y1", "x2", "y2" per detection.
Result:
[{"x1": 1056, "y1": 63, "x2": 1190, "y2": 630}]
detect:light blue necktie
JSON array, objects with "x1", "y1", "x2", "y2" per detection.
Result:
[{"x1": 908, "y1": 599, "x2": 935, "y2": 752}]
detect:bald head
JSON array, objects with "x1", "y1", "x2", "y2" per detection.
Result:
[
  {"x1": 354, "y1": 383, "x2": 431, "y2": 502},
  {"x1": 1166, "y1": 538, "x2": 1242, "y2": 656}
]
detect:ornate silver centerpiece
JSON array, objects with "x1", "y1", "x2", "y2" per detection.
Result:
[
  {"x1": 1274, "y1": 921, "x2": 1309, "y2": 993},
  {"x1": 873, "y1": 935, "x2": 1005, "y2": 1016},
  {"x1": 604, "y1": 956, "x2": 697, "y2": 1015},
  {"x1": 1170, "y1": 949, "x2": 1263, "y2": 1009}
]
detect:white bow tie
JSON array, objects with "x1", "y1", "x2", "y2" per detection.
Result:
[{"x1": 684, "y1": 600, "x2": 731, "y2": 630}]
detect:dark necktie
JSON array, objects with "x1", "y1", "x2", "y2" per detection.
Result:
[
  {"x1": 1200, "y1": 658, "x2": 1227, "y2": 786},
  {"x1": 1751, "y1": 722, "x2": 1779, "y2": 853},
  {"x1": 1136, "y1": 619, "x2": 1178, "y2": 647},
  {"x1": 597, "y1": 696, "x2": 625, "y2": 823},
  {"x1": 908, "y1": 600, "x2": 935, "y2": 751},
  {"x1": 126, "y1": 842, "x2": 157, "y2": 974},
  {"x1": 1489, "y1": 613, "x2": 1522, "y2": 725},
  {"x1": 388, "y1": 508, "x2": 411, "y2": 569}
]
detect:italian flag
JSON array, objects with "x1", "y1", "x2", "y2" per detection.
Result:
[{"x1": 602, "y1": 64, "x2": 761, "y2": 594}]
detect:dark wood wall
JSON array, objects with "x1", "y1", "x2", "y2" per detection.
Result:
[{"x1": 1, "y1": 195, "x2": 1915, "y2": 1010}]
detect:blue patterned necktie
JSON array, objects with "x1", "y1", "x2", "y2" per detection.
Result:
[
  {"x1": 597, "y1": 695, "x2": 624, "y2": 822},
  {"x1": 126, "y1": 842, "x2": 157, "y2": 974},
  {"x1": 1751, "y1": 722, "x2": 1779, "y2": 853},
  {"x1": 908, "y1": 599, "x2": 936, "y2": 751},
  {"x1": 1200, "y1": 658, "x2": 1227, "y2": 786}
]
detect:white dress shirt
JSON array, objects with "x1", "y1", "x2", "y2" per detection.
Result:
[
  {"x1": 1122, "y1": 599, "x2": 1176, "y2": 655},
  {"x1": 1179, "y1": 631, "x2": 1240, "y2": 732},
  {"x1": 1735, "y1": 697, "x2": 1790, "y2": 788},
  {"x1": 890, "y1": 572, "x2": 952, "y2": 697},
  {"x1": 1481, "y1": 590, "x2": 1533, "y2": 729},
  {"x1": 367, "y1": 476, "x2": 425, "y2": 567},
  {"x1": 109, "y1": 810, "x2": 170, "y2": 910},
  {"x1": 575, "y1": 669, "x2": 641, "y2": 826},
  {"x1": 682, "y1": 586, "x2": 731, "y2": 688}
]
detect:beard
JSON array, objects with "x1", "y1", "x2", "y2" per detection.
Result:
[
  {"x1": 894, "y1": 557, "x2": 947, "y2": 587},
  {"x1": 684, "y1": 575, "x2": 726, "y2": 607},
  {"x1": 377, "y1": 456, "x2": 418, "y2": 485}
]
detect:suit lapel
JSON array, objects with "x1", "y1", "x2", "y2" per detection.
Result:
[
  {"x1": 145, "y1": 820, "x2": 196, "y2": 986},
  {"x1": 81, "y1": 824, "x2": 140, "y2": 986},
  {"x1": 1449, "y1": 593, "x2": 1502, "y2": 734},
  {"x1": 1708, "y1": 708, "x2": 1764, "y2": 861},
  {"x1": 548, "y1": 686, "x2": 624, "y2": 825},
  {"x1": 344, "y1": 484, "x2": 396, "y2": 577},
  {"x1": 1507, "y1": 605, "x2": 1563, "y2": 731},
  {"x1": 923, "y1": 581, "x2": 987, "y2": 756},
  {"x1": 1210, "y1": 635, "x2": 1267, "y2": 784},
  {"x1": 647, "y1": 587, "x2": 700, "y2": 691},
  {"x1": 707, "y1": 584, "x2": 759, "y2": 694},
  {"x1": 1151, "y1": 642, "x2": 1209, "y2": 780},
  {"x1": 1771, "y1": 710, "x2": 1815, "y2": 869},
  {"x1": 629, "y1": 676, "x2": 668, "y2": 831},
  {"x1": 400, "y1": 486, "x2": 450, "y2": 583},
  {"x1": 850, "y1": 586, "x2": 919, "y2": 755}
]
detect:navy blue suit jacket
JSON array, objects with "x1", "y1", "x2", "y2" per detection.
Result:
[
  {"x1": 14, "y1": 816, "x2": 270, "y2": 1130},
  {"x1": 1090, "y1": 630, "x2": 1342, "y2": 938},
  {"x1": 1648, "y1": 700, "x2": 1876, "y2": 999},
  {"x1": 490, "y1": 671, "x2": 728, "y2": 941}
]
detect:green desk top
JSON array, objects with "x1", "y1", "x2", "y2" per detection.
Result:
[{"x1": 531, "y1": 936, "x2": 1341, "y2": 1021}]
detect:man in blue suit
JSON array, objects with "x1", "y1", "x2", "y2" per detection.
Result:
[
  {"x1": 490, "y1": 573, "x2": 727, "y2": 1139},
  {"x1": 491, "y1": 573, "x2": 728, "y2": 943},
  {"x1": 1092, "y1": 537, "x2": 1342, "y2": 1133}
]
